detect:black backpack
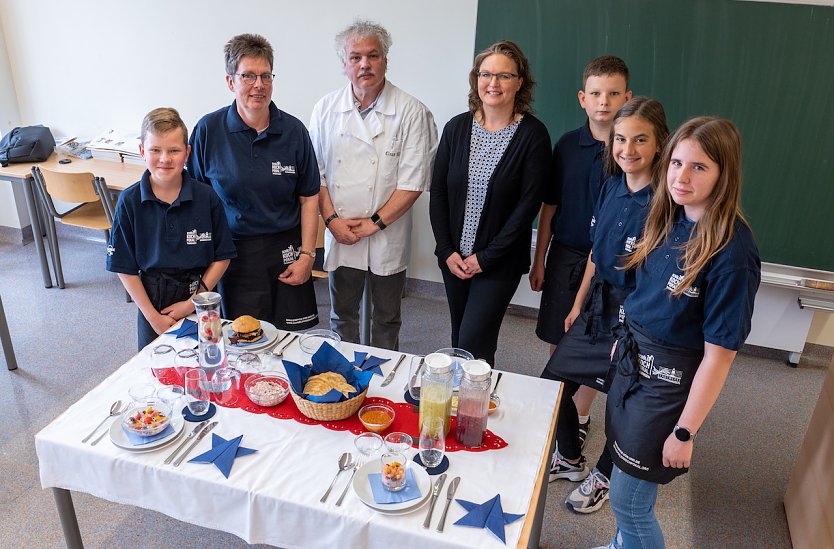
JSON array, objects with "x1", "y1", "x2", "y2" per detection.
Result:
[{"x1": 0, "y1": 126, "x2": 55, "y2": 167}]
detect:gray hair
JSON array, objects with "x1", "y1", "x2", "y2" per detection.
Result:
[
  {"x1": 334, "y1": 20, "x2": 392, "y2": 64},
  {"x1": 224, "y1": 33, "x2": 273, "y2": 75}
]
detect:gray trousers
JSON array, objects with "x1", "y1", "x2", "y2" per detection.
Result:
[{"x1": 329, "y1": 267, "x2": 407, "y2": 351}]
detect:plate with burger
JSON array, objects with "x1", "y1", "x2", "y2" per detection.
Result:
[{"x1": 225, "y1": 315, "x2": 280, "y2": 351}]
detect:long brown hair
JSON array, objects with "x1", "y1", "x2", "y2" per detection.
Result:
[
  {"x1": 467, "y1": 40, "x2": 535, "y2": 115},
  {"x1": 622, "y1": 116, "x2": 747, "y2": 296},
  {"x1": 603, "y1": 96, "x2": 670, "y2": 188}
]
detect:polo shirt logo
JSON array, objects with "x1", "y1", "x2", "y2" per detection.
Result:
[
  {"x1": 272, "y1": 161, "x2": 296, "y2": 175},
  {"x1": 652, "y1": 364, "x2": 683, "y2": 385},
  {"x1": 638, "y1": 353, "x2": 654, "y2": 378},
  {"x1": 106, "y1": 244, "x2": 115, "y2": 256},
  {"x1": 590, "y1": 215, "x2": 596, "y2": 228},
  {"x1": 624, "y1": 236, "x2": 636, "y2": 252},
  {"x1": 665, "y1": 273, "x2": 700, "y2": 298},
  {"x1": 186, "y1": 230, "x2": 212, "y2": 245},
  {"x1": 618, "y1": 305, "x2": 625, "y2": 323},
  {"x1": 281, "y1": 245, "x2": 296, "y2": 265}
]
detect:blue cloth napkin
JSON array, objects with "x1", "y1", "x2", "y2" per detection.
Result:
[
  {"x1": 226, "y1": 329, "x2": 268, "y2": 347},
  {"x1": 189, "y1": 433, "x2": 257, "y2": 478},
  {"x1": 368, "y1": 468, "x2": 421, "y2": 504},
  {"x1": 165, "y1": 319, "x2": 198, "y2": 340},
  {"x1": 352, "y1": 351, "x2": 387, "y2": 377},
  {"x1": 122, "y1": 423, "x2": 174, "y2": 446},
  {"x1": 454, "y1": 494, "x2": 524, "y2": 544},
  {"x1": 284, "y1": 342, "x2": 374, "y2": 403}
]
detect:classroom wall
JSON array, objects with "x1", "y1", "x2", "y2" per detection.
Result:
[
  {"x1": 0, "y1": 13, "x2": 26, "y2": 230},
  {"x1": 0, "y1": 0, "x2": 479, "y2": 284}
]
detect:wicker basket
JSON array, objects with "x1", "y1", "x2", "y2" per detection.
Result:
[{"x1": 291, "y1": 387, "x2": 368, "y2": 421}]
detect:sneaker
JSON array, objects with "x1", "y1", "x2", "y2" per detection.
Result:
[
  {"x1": 548, "y1": 452, "x2": 588, "y2": 482},
  {"x1": 578, "y1": 416, "x2": 591, "y2": 450},
  {"x1": 566, "y1": 467, "x2": 610, "y2": 514},
  {"x1": 591, "y1": 529, "x2": 624, "y2": 549}
]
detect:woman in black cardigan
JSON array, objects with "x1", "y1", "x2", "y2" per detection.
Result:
[{"x1": 429, "y1": 40, "x2": 551, "y2": 366}]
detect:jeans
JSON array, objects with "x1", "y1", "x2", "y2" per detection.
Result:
[{"x1": 609, "y1": 465, "x2": 664, "y2": 548}]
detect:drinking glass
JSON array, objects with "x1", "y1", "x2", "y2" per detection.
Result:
[
  {"x1": 213, "y1": 367, "x2": 241, "y2": 406},
  {"x1": 384, "y1": 432, "x2": 413, "y2": 454},
  {"x1": 184, "y1": 369, "x2": 210, "y2": 416},
  {"x1": 406, "y1": 356, "x2": 425, "y2": 400},
  {"x1": 354, "y1": 432, "x2": 383, "y2": 465},
  {"x1": 419, "y1": 416, "x2": 446, "y2": 468},
  {"x1": 434, "y1": 347, "x2": 474, "y2": 389},
  {"x1": 230, "y1": 352, "x2": 262, "y2": 373},
  {"x1": 156, "y1": 385, "x2": 185, "y2": 419},
  {"x1": 380, "y1": 451, "x2": 408, "y2": 492},
  {"x1": 174, "y1": 348, "x2": 199, "y2": 377},
  {"x1": 128, "y1": 383, "x2": 155, "y2": 406},
  {"x1": 298, "y1": 329, "x2": 341, "y2": 362},
  {"x1": 150, "y1": 344, "x2": 175, "y2": 379}
]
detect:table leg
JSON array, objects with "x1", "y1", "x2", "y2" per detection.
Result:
[
  {"x1": 0, "y1": 295, "x2": 17, "y2": 370},
  {"x1": 527, "y1": 468, "x2": 548, "y2": 549},
  {"x1": 21, "y1": 177, "x2": 53, "y2": 288},
  {"x1": 53, "y1": 488, "x2": 84, "y2": 549}
]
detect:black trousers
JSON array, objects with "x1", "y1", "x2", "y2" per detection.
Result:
[
  {"x1": 439, "y1": 263, "x2": 521, "y2": 367},
  {"x1": 541, "y1": 366, "x2": 613, "y2": 479}
]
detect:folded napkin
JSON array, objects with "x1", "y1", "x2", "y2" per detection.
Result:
[
  {"x1": 352, "y1": 351, "x2": 387, "y2": 377},
  {"x1": 226, "y1": 329, "x2": 268, "y2": 347},
  {"x1": 122, "y1": 423, "x2": 174, "y2": 446},
  {"x1": 165, "y1": 319, "x2": 198, "y2": 340},
  {"x1": 368, "y1": 468, "x2": 421, "y2": 504},
  {"x1": 454, "y1": 494, "x2": 524, "y2": 544},
  {"x1": 189, "y1": 433, "x2": 257, "y2": 478},
  {"x1": 284, "y1": 342, "x2": 374, "y2": 403}
]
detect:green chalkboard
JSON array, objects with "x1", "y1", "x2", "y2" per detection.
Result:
[{"x1": 476, "y1": 0, "x2": 834, "y2": 272}]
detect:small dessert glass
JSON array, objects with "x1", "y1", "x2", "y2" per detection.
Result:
[{"x1": 380, "y1": 452, "x2": 407, "y2": 492}]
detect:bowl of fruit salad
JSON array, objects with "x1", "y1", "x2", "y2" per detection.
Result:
[{"x1": 122, "y1": 401, "x2": 172, "y2": 437}]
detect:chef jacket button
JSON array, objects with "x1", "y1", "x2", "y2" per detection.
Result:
[
  {"x1": 339, "y1": 208, "x2": 344, "y2": 212},
  {"x1": 371, "y1": 159, "x2": 376, "y2": 165},
  {"x1": 364, "y1": 210, "x2": 369, "y2": 214},
  {"x1": 367, "y1": 185, "x2": 371, "y2": 189}
]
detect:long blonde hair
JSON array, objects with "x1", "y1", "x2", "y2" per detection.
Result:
[{"x1": 622, "y1": 116, "x2": 747, "y2": 296}]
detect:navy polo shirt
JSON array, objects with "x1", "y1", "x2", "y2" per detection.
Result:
[
  {"x1": 624, "y1": 213, "x2": 761, "y2": 351},
  {"x1": 546, "y1": 120, "x2": 606, "y2": 253},
  {"x1": 106, "y1": 171, "x2": 237, "y2": 275},
  {"x1": 186, "y1": 101, "x2": 320, "y2": 237},
  {"x1": 589, "y1": 174, "x2": 653, "y2": 290}
]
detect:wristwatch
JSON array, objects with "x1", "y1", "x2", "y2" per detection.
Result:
[
  {"x1": 324, "y1": 213, "x2": 338, "y2": 227},
  {"x1": 298, "y1": 249, "x2": 316, "y2": 260},
  {"x1": 371, "y1": 212, "x2": 387, "y2": 230},
  {"x1": 673, "y1": 424, "x2": 696, "y2": 442}
]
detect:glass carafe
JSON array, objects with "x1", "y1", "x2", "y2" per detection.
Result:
[
  {"x1": 455, "y1": 359, "x2": 492, "y2": 448},
  {"x1": 418, "y1": 352, "x2": 453, "y2": 435},
  {"x1": 193, "y1": 291, "x2": 227, "y2": 388}
]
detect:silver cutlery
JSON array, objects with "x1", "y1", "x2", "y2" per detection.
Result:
[
  {"x1": 422, "y1": 472, "x2": 447, "y2": 528},
  {"x1": 490, "y1": 372, "x2": 503, "y2": 398},
  {"x1": 265, "y1": 333, "x2": 298, "y2": 359},
  {"x1": 437, "y1": 476, "x2": 460, "y2": 532},
  {"x1": 164, "y1": 420, "x2": 209, "y2": 464},
  {"x1": 320, "y1": 452, "x2": 353, "y2": 503},
  {"x1": 82, "y1": 400, "x2": 122, "y2": 443},
  {"x1": 335, "y1": 459, "x2": 362, "y2": 506},
  {"x1": 405, "y1": 356, "x2": 424, "y2": 392},
  {"x1": 173, "y1": 421, "x2": 217, "y2": 466},
  {"x1": 259, "y1": 332, "x2": 291, "y2": 355},
  {"x1": 380, "y1": 354, "x2": 407, "y2": 387}
]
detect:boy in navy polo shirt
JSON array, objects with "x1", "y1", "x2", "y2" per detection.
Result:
[
  {"x1": 530, "y1": 56, "x2": 631, "y2": 444},
  {"x1": 107, "y1": 108, "x2": 236, "y2": 350}
]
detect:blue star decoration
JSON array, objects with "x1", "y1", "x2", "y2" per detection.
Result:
[
  {"x1": 352, "y1": 351, "x2": 386, "y2": 377},
  {"x1": 189, "y1": 433, "x2": 257, "y2": 478},
  {"x1": 454, "y1": 494, "x2": 524, "y2": 544}
]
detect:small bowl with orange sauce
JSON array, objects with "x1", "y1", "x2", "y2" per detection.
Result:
[
  {"x1": 488, "y1": 394, "x2": 501, "y2": 415},
  {"x1": 358, "y1": 403, "x2": 395, "y2": 433}
]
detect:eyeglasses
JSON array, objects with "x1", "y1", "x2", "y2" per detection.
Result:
[
  {"x1": 477, "y1": 72, "x2": 519, "y2": 81},
  {"x1": 235, "y1": 72, "x2": 275, "y2": 85}
]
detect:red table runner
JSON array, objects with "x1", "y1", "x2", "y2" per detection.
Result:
[{"x1": 158, "y1": 369, "x2": 507, "y2": 452}]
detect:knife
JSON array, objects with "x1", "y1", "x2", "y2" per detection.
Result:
[
  {"x1": 379, "y1": 354, "x2": 407, "y2": 387},
  {"x1": 422, "y1": 472, "x2": 447, "y2": 528},
  {"x1": 173, "y1": 421, "x2": 218, "y2": 467},
  {"x1": 164, "y1": 420, "x2": 208, "y2": 464},
  {"x1": 437, "y1": 476, "x2": 460, "y2": 532}
]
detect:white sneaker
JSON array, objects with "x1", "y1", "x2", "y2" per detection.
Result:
[
  {"x1": 548, "y1": 451, "x2": 588, "y2": 482},
  {"x1": 591, "y1": 529, "x2": 623, "y2": 549},
  {"x1": 566, "y1": 467, "x2": 610, "y2": 513}
]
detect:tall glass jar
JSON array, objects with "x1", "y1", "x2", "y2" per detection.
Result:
[
  {"x1": 455, "y1": 359, "x2": 492, "y2": 448},
  {"x1": 418, "y1": 352, "x2": 454, "y2": 435},
  {"x1": 193, "y1": 291, "x2": 226, "y2": 388}
]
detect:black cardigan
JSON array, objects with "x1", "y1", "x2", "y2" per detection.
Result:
[{"x1": 429, "y1": 112, "x2": 552, "y2": 278}]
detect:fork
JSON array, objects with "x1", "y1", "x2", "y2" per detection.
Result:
[
  {"x1": 265, "y1": 333, "x2": 299, "y2": 359},
  {"x1": 335, "y1": 459, "x2": 362, "y2": 506}
]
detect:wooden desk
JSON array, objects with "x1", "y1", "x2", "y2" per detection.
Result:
[{"x1": 0, "y1": 153, "x2": 144, "y2": 287}]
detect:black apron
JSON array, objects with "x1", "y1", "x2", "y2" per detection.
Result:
[
  {"x1": 544, "y1": 275, "x2": 630, "y2": 392},
  {"x1": 218, "y1": 226, "x2": 318, "y2": 331},
  {"x1": 137, "y1": 268, "x2": 204, "y2": 350},
  {"x1": 605, "y1": 321, "x2": 703, "y2": 484}
]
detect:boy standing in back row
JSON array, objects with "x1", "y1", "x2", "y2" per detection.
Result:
[{"x1": 530, "y1": 56, "x2": 631, "y2": 461}]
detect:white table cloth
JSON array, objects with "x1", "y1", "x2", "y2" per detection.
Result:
[{"x1": 36, "y1": 328, "x2": 560, "y2": 548}]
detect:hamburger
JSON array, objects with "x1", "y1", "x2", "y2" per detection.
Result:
[{"x1": 229, "y1": 315, "x2": 263, "y2": 343}]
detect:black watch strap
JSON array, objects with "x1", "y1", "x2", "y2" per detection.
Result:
[
  {"x1": 371, "y1": 212, "x2": 387, "y2": 230},
  {"x1": 324, "y1": 213, "x2": 338, "y2": 227}
]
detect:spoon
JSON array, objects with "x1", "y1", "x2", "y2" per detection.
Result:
[
  {"x1": 490, "y1": 372, "x2": 503, "y2": 398},
  {"x1": 320, "y1": 452, "x2": 353, "y2": 503},
  {"x1": 82, "y1": 400, "x2": 122, "y2": 443}
]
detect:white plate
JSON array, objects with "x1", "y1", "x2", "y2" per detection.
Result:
[
  {"x1": 109, "y1": 416, "x2": 185, "y2": 452},
  {"x1": 352, "y1": 460, "x2": 432, "y2": 514},
  {"x1": 224, "y1": 320, "x2": 280, "y2": 352}
]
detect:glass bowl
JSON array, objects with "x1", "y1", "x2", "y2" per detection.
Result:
[
  {"x1": 358, "y1": 403, "x2": 395, "y2": 433},
  {"x1": 244, "y1": 371, "x2": 290, "y2": 407},
  {"x1": 121, "y1": 400, "x2": 172, "y2": 437},
  {"x1": 299, "y1": 329, "x2": 341, "y2": 357},
  {"x1": 488, "y1": 394, "x2": 501, "y2": 415}
]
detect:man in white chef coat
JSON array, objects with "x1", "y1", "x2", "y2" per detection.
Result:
[{"x1": 310, "y1": 19, "x2": 437, "y2": 350}]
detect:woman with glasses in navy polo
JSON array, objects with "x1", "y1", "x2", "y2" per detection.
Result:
[{"x1": 187, "y1": 33, "x2": 320, "y2": 330}]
